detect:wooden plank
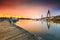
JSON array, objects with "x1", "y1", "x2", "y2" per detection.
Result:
[{"x1": 0, "y1": 20, "x2": 40, "y2": 40}]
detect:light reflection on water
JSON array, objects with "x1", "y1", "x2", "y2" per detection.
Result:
[{"x1": 16, "y1": 20, "x2": 60, "y2": 40}]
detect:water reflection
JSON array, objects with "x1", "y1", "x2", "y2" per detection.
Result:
[
  {"x1": 41, "y1": 20, "x2": 51, "y2": 30},
  {"x1": 41, "y1": 20, "x2": 43, "y2": 24},
  {"x1": 46, "y1": 20, "x2": 50, "y2": 30},
  {"x1": 16, "y1": 20, "x2": 60, "y2": 40}
]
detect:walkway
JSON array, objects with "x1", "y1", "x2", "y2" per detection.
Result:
[{"x1": 0, "y1": 20, "x2": 40, "y2": 40}]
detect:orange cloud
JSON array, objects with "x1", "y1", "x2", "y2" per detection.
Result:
[{"x1": 0, "y1": 4, "x2": 48, "y2": 18}]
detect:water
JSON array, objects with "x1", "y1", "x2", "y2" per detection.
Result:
[{"x1": 16, "y1": 20, "x2": 60, "y2": 40}]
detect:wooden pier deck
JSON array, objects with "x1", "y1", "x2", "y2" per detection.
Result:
[{"x1": 0, "y1": 20, "x2": 40, "y2": 40}]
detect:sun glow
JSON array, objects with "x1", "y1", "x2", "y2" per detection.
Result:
[
  {"x1": 0, "y1": 4, "x2": 49, "y2": 18},
  {"x1": 0, "y1": 14, "x2": 20, "y2": 18}
]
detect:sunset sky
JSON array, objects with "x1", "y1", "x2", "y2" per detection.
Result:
[{"x1": 0, "y1": 0, "x2": 60, "y2": 18}]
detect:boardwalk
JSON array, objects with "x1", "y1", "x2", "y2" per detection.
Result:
[{"x1": 0, "y1": 20, "x2": 42, "y2": 40}]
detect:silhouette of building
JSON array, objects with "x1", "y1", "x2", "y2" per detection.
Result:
[
  {"x1": 47, "y1": 10, "x2": 51, "y2": 21},
  {"x1": 41, "y1": 15, "x2": 43, "y2": 18},
  {"x1": 47, "y1": 10, "x2": 51, "y2": 18}
]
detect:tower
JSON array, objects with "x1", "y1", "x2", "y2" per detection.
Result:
[
  {"x1": 47, "y1": 10, "x2": 51, "y2": 20},
  {"x1": 47, "y1": 10, "x2": 51, "y2": 18},
  {"x1": 41, "y1": 15, "x2": 43, "y2": 18}
]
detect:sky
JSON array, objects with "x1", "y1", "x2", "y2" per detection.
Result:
[{"x1": 0, "y1": 0, "x2": 60, "y2": 18}]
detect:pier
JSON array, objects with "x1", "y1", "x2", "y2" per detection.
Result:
[{"x1": 0, "y1": 20, "x2": 42, "y2": 40}]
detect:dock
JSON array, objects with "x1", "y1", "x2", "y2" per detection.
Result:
[{"x1": 0, "y1": 20, "x2": 40, "y2": 40}]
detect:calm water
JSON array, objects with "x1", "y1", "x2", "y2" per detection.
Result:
[{"x1": 16, "y1": 20, "x2": 60, "y2": 40}]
